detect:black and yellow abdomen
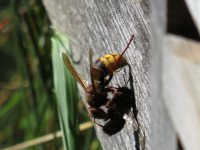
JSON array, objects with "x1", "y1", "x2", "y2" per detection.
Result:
[{"x1": 91, "y1": 53, "x2": 128, "y2": 81}]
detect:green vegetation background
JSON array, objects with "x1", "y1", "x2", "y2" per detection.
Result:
[{"x1": 0, "y1": 0, "x2": 101, "y2": 150}]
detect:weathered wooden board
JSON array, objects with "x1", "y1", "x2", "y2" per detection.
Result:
[
  {"x1": 150, "y1": 0, "x2": 177, "y2": 150},
  {"x1": 43, "y1": 0, "x2": 151, "y2": 149},
  {"x1": 163, "y1": 34, "x2": 200, "y2": 150}
]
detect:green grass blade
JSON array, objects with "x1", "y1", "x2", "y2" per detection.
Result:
[{"x1": 51, "y1": 31, "x2": 80, "y2": 150}]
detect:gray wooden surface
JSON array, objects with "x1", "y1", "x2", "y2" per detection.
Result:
[
  {"x1": 163, "y1": 34, "x2": 200, "y2": 150},
  {"x1": 43, "y1": 0, "x2": 150, "y2": 149},
  {"x1": 43, "y1": 0, "x2": 200, "y2": 149},
  {"x1": 151, "y1": 0, "x2": 200, "y2": 149},
  {"x1": 150, "y1": 0, "x2": 177, "y2": 150}
]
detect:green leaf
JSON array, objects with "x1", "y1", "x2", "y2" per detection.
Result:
[{"x1": 51, "y1": 30, "x2": 80, "y2": 150}]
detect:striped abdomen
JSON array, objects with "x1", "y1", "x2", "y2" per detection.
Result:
[{"x1": 92, "y1": 53, "x2": 128, "y2": 81}]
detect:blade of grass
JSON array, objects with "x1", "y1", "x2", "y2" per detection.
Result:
[{"x1": 51, "y1": 30, "x2": 80, "y2": 150}]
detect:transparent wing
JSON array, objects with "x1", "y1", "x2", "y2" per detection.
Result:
[{"x1": 62, "y1": 53, "x2": 88, "y2": 92}]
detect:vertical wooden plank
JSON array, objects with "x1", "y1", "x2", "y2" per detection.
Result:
[
  {"x1": 150, "y1": 0, "x2": 177, "y2": 149},
  {"x1": 163, "y1": 34, "x2": 200, "y2": 150},
  {"x1": 43, "y1": 0, "x2": 151, "y2": 149}
]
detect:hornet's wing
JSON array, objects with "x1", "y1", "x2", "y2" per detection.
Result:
[{"x1": 62, "y1": 53, "x2": 88, "y2": 92}]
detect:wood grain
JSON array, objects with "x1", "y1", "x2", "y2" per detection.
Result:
[
  {"x1": 43, "y1": 0, "x2": 150, "y2": 149},
  {"x1": 163, "y1": 34, "x2": 200, "y2": 150},
  {"x1": 150, "y1": 0, "x2": 177, "y2": 150}
]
